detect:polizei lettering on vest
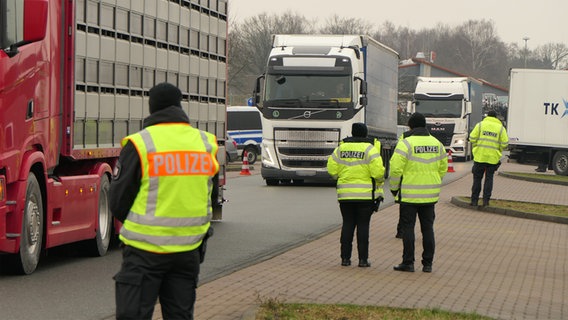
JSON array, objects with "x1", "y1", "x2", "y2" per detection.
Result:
[
  {"x1": 340, "y1": 151, "x2": 365, "y2": 159},
  {"x1": 482, "y1": 131, "x2": 498, "y2": 137},
  {"x1": 148, "y1": 151, "x2": 214, "y2": 176},
  {"x1": 413, "y1": 145, "x2": 439, "y2": 153}
]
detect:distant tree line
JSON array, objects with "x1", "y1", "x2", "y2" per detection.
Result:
[{"x1": 228, "y1": 12, "x2": 568, "y2": 105}]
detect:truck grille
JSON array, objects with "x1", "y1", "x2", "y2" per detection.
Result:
[
  {"x1": 274, "y1": 128, "x2": 340, "y2": 169},
  {"x1": 426, "y1": 123, "x2": 454, "y2": 146}
]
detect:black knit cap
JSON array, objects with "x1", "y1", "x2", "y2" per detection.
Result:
[
  {"x1": 407, "y1": 112, "x2": 426, "y2": 129},
  {"x1": 352, "y1": 122, "x2": 368, "y2": 137},
  {"x1": 487, "y1": 110, "x2": 497, "y2": 117},
  {"x1": 149, "y1": 82, "x2": 182, "y2": 114}
]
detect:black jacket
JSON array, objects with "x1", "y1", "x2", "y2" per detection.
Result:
[
  {"x1": 109, "y1": 106, "x2": 190, "y2": 222},
  {"x1": 342, "y1": 136, "x2": 375, "y2": 144},
  {"x1": 402, "y1": 127, "x2": 430, "y2": 139}
]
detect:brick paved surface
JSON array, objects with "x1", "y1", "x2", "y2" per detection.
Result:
[{"x1": 153, "y1": 162, "x2": 568, "y2": 320}]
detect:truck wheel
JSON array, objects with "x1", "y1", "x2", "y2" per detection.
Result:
[
  {"x1": 17, "y1": 173, "x2": 44, "y2": 274},
  {"x1": 552, "y1": 151, "x2": 568, "y2": 176},
  {"x1": 89, "y1": 175, "x2": 112, "y2": 256},
  {"x1": 245, "y1": 147, "x2": 257, "y2": 164}
]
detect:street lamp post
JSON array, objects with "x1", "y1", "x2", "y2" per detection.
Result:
[{"x1": 523, "y1": 37, "x2": 530, "y2": 68}]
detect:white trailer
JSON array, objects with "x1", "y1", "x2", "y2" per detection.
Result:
[
  {"x1": 507, "y1": 68, "x2": 568, "y2": 175},
  {"x1": 253, "y1": 34, "x2": 399, "y2": 185}
]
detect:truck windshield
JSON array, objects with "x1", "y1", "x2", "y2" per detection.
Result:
[
  {"x1": 415, "y1": 99, "x2": 462, "y2": 118},
  {"x1": 264, "y1": 75, "x2": 352, "y2": 107}
]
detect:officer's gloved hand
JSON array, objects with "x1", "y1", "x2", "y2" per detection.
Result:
[{"x1": 198, "y1": 226, "x2": 214, "y2": 263}]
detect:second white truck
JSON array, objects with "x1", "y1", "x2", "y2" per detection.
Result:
[
  {"x1": 253, "y1": 34, "x2": 399, "y2": 185},
  {"x1": 407, "y1": 77, "x2": 483, "y2": 161},
  {"x1": 507, "y1": 68, "x2": 568, "y2": 175}
]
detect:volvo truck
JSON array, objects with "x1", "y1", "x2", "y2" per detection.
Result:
[
  {"x1": 507, "y1": 68, "x2": 568, "y2": 175},
  {"x1": 253, "y1": 34, "x2": 399, "y2": 185},
  {"x1": 0, "y1": 0, "x2": 228, "y2": 274}
]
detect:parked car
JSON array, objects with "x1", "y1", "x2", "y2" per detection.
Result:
[{"x1": 225, "y1": 136, "x2": 239, "y2": 163}]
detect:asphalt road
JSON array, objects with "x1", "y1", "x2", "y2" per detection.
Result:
[{"x1": 0, "y1": 160, "x2": 471, "y2": 320}]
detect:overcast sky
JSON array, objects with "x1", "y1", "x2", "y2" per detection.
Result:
[{"x1": 228, "y1": 0, "x2": 566, "y2": 48}]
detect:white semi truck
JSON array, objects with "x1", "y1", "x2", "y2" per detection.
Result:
[
  {"x1": 507, "y1": 68, "x2": 568, "y2": 175},
  {"x1": 253, "y1": 34, "x2": 399, "y2": 185},
  {"x1": 407, "y1": 77, "x2": 483, "y2": 161}
]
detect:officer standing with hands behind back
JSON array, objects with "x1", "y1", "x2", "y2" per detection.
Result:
[
  {"x1": 389, "y1": 113, "x2": 447, "y2": 273},
  {"x1": 327, "y1": 123, "x2": 385, "y2": 268},
  {"x1": 469, "y1": 110, "x2": 508, "y2": 207},
  {"x1": 110, "y1": 82, "x2": 218, "y2": 320}
]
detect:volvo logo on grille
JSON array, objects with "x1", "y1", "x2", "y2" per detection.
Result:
[{"x1": 303, "y1": 111, "x2": 311, "y2": 118}]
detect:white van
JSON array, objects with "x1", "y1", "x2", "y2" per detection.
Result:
[{"x1": 227, "y1": 106, "x2": 262, "y2": 164}]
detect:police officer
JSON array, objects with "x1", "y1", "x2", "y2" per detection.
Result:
[
  {"x1": 469, "y1": 110, "x2": 508, "y2": 207},
  {"x1": 389, "y1": 113, "x2": 447, "y2": 273},
  {"x1": 327, "y1": 123, "x2": 385, "y2": 268},
  {"x1": 110, "y1": 82, "x2": 219, "y2": 320}
]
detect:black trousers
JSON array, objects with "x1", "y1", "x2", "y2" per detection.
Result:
[
  {"x1": 399, "y1": 203, "x2": 435, "y2": 266},
  {"x1": 114, "y1": 245, "x2": 200, "y2": 320},
  {"x1": 339, "y1": 202, "x2": 374, "y2": 261},
  {"x1": 471, "y1": 161, "x2": 500, "y2": 202}
]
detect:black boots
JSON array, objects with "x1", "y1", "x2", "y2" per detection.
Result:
[
  {"x1": 393, "y1": 264, "x2": 415, "y2": 272},
  {"x1": 341, "y1": 259, "x2": 371, "y2": 267},
  {"x1": 358, "y1": 260, "x2": 371, "y2": 268}
]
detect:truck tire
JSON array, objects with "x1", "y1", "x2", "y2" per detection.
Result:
[
  {"x1": 17, "y1": 173, "x2": 44, "y2": 274},
  {"x1": 88, "y1": 175, "x2": 112, "y2": 256},
  {"x1": 552, "y1": 151, "x2": 568, "y2": 176},
  {"x1": 245, "y1": 146, "x2": 258, "y2": 164}
]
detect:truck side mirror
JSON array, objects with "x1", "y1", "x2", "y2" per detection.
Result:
[
  {"x1": 359, "y1": 80, "x2": 367, "y2": 95},
  {"x1": 406, "y1": 101, "x2": 415, "y2": 113},
  {"x1": 24, "y1": 0, "x2": 49, "y2": 43},
  {"x1": 354, "y1": 77, "x2": 367, "y2": 108},
  {"x1": 465, "y1": 101, "x2": 472, "y2": 118},
  {"x1": 253, "y1": 75, "x2": 265, "y2": 107}
]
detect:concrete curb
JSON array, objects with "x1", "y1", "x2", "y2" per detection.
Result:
[
  {"x1": 450, "y1": 196, "x2": 568, "y2": 225},
  {"x1": 499, "y1": 171, "x2": 568, "y2": 186}
]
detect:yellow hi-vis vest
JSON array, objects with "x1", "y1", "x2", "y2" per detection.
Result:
[
  {"x1": 389, "y1": 135, "x2": 447, "y2": 204},
  {"x1": 327, "y1": 139, "x2": 385, "y2": 201},
  {"x1": 469, "y1": 117, "x2": 508, "y2": 165},
  {"x1": 119, "y1": 123, "x2": 219, "y2": 253}
]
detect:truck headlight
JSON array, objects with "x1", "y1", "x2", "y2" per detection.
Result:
[{"x1": 261, "y1": 144, "x2": 277, "y2": 167}]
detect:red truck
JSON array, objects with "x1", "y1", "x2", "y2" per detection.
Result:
[{"x1": 0, "y1": 0, "x2": 228, "y2": 274}]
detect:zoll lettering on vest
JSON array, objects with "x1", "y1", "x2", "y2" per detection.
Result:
[
  {"x1": 413, "y1": 146, "x2": 439, "y2": 153},
  {"x1": 148, "y1": 151, "x2": 215, "y2": 176}
]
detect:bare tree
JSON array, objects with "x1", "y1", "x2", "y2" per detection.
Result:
[
  {"x1": 536, "y1": 43, "x2": 568, "y2": 70},
  {"x1": 451, "y1": 20, "x2": 503, "y2": 75},
  {"x1": 319, "y1": 15, "x2": 374, "y2": 35}
]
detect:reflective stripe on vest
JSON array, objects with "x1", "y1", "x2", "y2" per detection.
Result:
[{"x1": 120, "y1": 124, "x2": 218, "y2": 253}]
